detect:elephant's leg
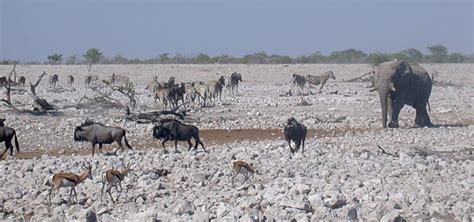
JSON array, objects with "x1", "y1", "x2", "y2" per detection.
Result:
[
  {"x1": 415, "y1": 105, "x2": 432, "y2": 127},
  {"x1": 388, "y1": 102, "x2": 404, "y2": 128}
]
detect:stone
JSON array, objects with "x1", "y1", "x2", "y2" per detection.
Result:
[
  {"x1": 174, "y1": 200, "x2": 196, "y2": 215},
  {"x1": 85, "y1": 209, "x2": 97, "y2": 222},
  {"x1": 193, "y1": 211, "x2": 211, "y2": 222},
  {"x1": 279, "y1": 197, "x2": 312, "y2": 212},
  {"x1": 323, "y1": 191, "x2": 346, "y2": 209}
]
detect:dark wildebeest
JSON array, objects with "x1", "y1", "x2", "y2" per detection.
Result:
[
  {"x1": 67, "y1": 75, "x2": 74, "y2": 87},
  {"x1": 283, "y1": 117, "x2": 307, "y2": 154},
  {"x1": 74, "y1": 121, "x2": 132, "y2": 156},
  {"x1": 49, "y1": 74, "x2": 59, "y2": 88},
  {"x1": 170, "y1": 82, "x2": 186, "y2": 107},
  {"x1": 0, "y1": 119, "x2": 20, "y2": 158},
  {"x1": 228, "y1": 72, "x2": 242, "y2": 94},
  {"x1": 292, "y1": 74, "x2": 306, "y2": 89},
  {"x1": 0, "y1": 76, "x2": 9, "y2": 86},
  {"x1": 18, "y1": 76, "x2": 26, "y2": 86},
  {"x1": 152, "y1": 119, "x2": 206, "y2": 153}
]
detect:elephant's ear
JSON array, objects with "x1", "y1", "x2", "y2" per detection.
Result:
[{"x1": 398, "y1": 60, "x2": 412, "y2": 75}]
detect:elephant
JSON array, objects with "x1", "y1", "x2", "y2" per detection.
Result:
[{"x1": 372, "y1": 60, "x2": 432, "y2": 128}]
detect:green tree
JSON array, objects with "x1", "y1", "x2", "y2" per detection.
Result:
[
  {"x1": 111, "y1": 55, "x2": 129, "y2": 64},
  {"x1": 328, "y1": 49, "x2": 366, "y2": 63},
  {"x1": 427, "y1": 44, "x2": 448, "y2": 63},
  {"x1": 83, "y1": 48, "x2": 104, "y2": 64},
  {"x1": 194, "y1": 53, "x2": 211, "y2": 64},
  {"x1": 66, "y1": 55, "x2": 79, "y2": 65},
  {"x1": 448, "y1": 53, "x2": 465, "y2": 63},
  {"x1": 401, "y1": 48, "x2": 423, "y2": 62},
  {"x1": 158, "y1": 53, "x2": 172, "y2": 63},
  {"x1": 367, "y1": 52, "x2": 391, "y2": 66},
  {"x1": 47, "y1": 53, "x2": 63, "y2": 64},
  {"x1": 308, "y1": 51, "x2": 326, "y2": 63}
]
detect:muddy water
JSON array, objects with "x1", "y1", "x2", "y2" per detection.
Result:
[{"x1": 6, "y1": 127, "x2": 378, "y2": 159}]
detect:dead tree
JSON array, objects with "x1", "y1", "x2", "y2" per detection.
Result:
[
  {"x1": 78, "y1": 80, "x2": 137, "y2": 109},
  {"x1": 0, "y1": 68, "x2": 16, "y2": 110},
  {"x1": 343, "y1": 71, "x2": 374, "y2": 82},
  {"x1": 124, "y1": 106, "x2": 185, "y2": 123},
  {"x1": 28, "y1": 72, "x2": 55, "y2": 111}
]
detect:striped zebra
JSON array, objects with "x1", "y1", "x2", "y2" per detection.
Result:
[
  {"x1": 208, "y1": 76, "x2": 226, "y2": 101},
  {"x1": 194, "y1": 83, "x2": 210, "y2": 106},
  {"x1": 227, "y1": 72, "x2": 242, "y2": 95},
  {"x1": 305, "y1": 71, "x2": 336, "y2": 93}
]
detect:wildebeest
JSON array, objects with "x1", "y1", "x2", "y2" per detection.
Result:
[
  {"x1": 0, "y1": 119, "x2": 20, "y2": 158},
  {"x1": 49, "y1": 74, "x2": 59, "y2": 88},
  {"x1": 74, "y1": 121, "x2": 132, "y2": 156},
  {"x1": 306, "y1": 71, "x2": 336, "y2": 93},
  {"x1": 228, "y1": 72, "x2": 242, "y2": 94},
  {"x1": 283, "y1": 117, "x2": 307, "y2": 154},
  {"x1": 67, "y1": 75, "x2": 74, "y2": 86},
  {"x1": 292, "y1": 74, "x2": 307, "y2": 89},
  {"x1": 0, "y1": 77, "x2": 6, "y2": 85},
  {"x1": 152, "y1": 119, "x2": 206, "y2": 153},
  {"x1": 18, "y1": 76, "x2": 26, "y2": 86}
]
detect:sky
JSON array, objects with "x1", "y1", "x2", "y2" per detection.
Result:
[{"x1": 0, "y1": 0, "x2": 473, "y2": 61}]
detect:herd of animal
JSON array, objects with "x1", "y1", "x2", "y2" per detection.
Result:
[
  {"x1": 0, "y1": 59, "x2": 436, "y2": 206},
  {"x1": 148, "y1": 72, "x2": 243, "y2": 108}
]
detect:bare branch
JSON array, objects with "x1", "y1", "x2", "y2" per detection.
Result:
[{"x1": 377, "y1": 145, "x2": 399, "y2": 157}]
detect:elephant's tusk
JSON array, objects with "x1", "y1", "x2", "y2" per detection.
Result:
[{"x1": 389, "y1": 82, "x2": 396, "y2": 91}]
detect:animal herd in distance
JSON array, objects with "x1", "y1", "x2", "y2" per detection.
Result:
[{"x1": 1, "y1": 60, "x2": 436, "y2": 205}]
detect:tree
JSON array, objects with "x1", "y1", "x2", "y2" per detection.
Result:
[
  {"x1": 158, "y1": 53, "x2": 172, "y2": 63},
  {"x1": 401, "y1": 48, "x2": 423, "y2": 62},
  {"x1": 328, "y1": 49, "x2": 366, "y2": 63},
  {"x1": 448, "y1": 53, "x2": 465, "y2": 63},
  {"x1": 367, "y1": 52, "x2": 391, "y2": 66},
  {"x1": 111, "y1": 55, "x2": 129, "y2": 64},
  {"x1": 47, "y1": 53, "x2": 63, "y2": 64},
  {"x1": 194, "y1": 53, "x2": 211, "y2": 64},
  {"x1": 427, "y1": 44, "x2": 448, "y2": 63},
  {"x1": 66, "y1": 55, "x2": 78, "y2": 65},
  {"x1": 83, "y1": 48, "x2": 104, "y2": 65}
]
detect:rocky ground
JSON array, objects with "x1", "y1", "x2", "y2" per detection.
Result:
[{"x1": 0, "y1": 64, "x2": 472, "y2": 221}]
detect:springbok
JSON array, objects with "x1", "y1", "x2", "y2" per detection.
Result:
[
  {"x1": 101, "y1": 160, "x2": 131, "y2": 203},
  {"x1": 231, "y1": 160, "x2": 255, "y2": 187},
  {"x1": 46, "y1": 162, "x2": 93, "y2": 205}
]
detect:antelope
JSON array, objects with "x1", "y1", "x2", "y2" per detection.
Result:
[
  {"x1": 46, "y1": 163, "x2": 93, "y2": 205},
  {"x1": 231, "y1": 160, "x2": 255, "y2": 187},
  {"x1": 101, "y1": 160, "x2": 131, "y2": 203}
]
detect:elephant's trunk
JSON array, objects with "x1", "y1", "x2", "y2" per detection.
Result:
[{"x1": 379, "y1": 90, "x2": 389, "y2": 128}]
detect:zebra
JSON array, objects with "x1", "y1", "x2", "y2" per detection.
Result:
[
  {"x1": 227, "y1": 72, "x2": 242, "y2": 95},
  {"x1": 49, "y1": 74, "x2": 59, "y2": 88},
  {"x1": 111, "y1": 73, "x2": 130, "y2": 85},
  {"x1": 194, "y1": 83, "x2": 210, "y2": 107},
  {"x1": 305, "y1": 71, "x2": 336, "y2": 93},
  {"x1": 208, "y1": 76, "x2": 225, "y2": 101},
  {"x1": 67, "y1": 75, "x2": 74, "y2": 87}
]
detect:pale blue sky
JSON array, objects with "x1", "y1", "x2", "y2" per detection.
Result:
[{"x1": 1, "y1": 0, "x2": 473, "y2": 61}]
